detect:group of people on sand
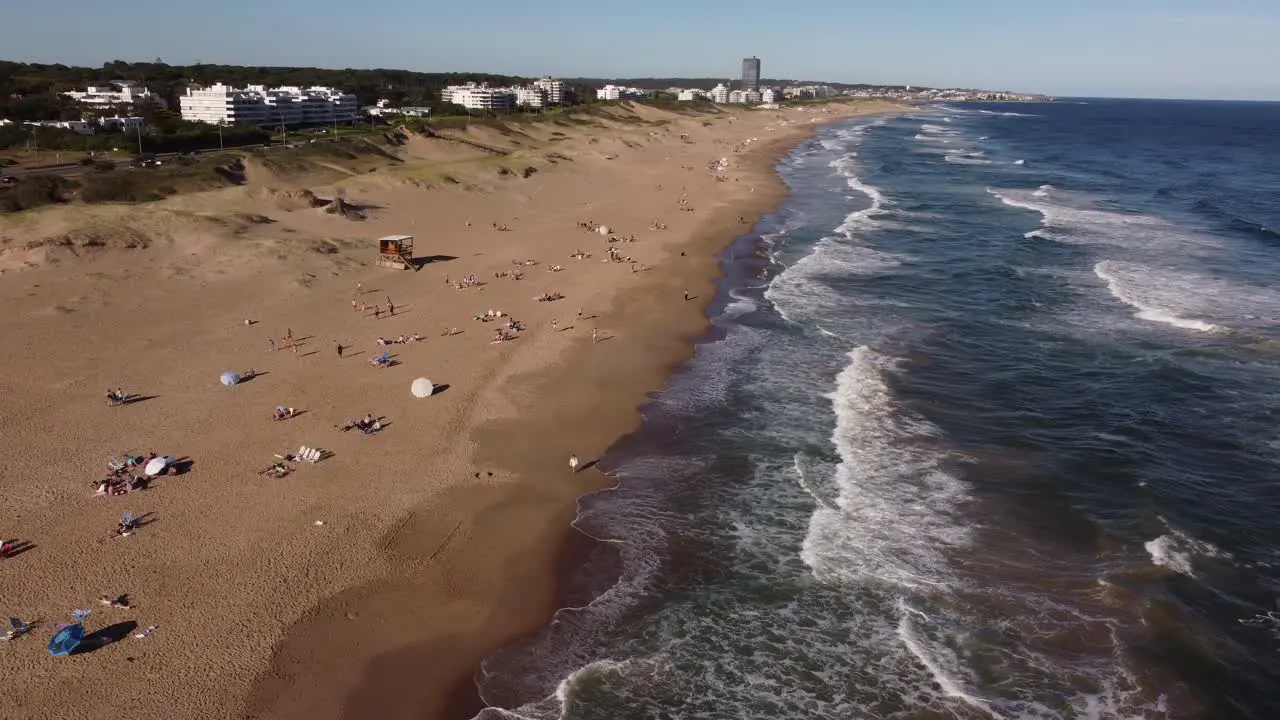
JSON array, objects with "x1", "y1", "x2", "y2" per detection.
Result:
[
  {"x1": 337, "y1": 414, "x2": 382, "y2": 435},
  {"x1": 352, "y1": 295, "x2": 395, "y2": 319},
  {"x1": 451, "y1": 275, "x2": 483, "y2": 290},
  {"x1": 105, "y1": 388, "x2": 131, "y2": 406},
  {"x1": 376, "y1": 334, "x2": 425, "y2": 345},
  {"x1": 97, "y1": 452, "x2": 166, "y2": 497},
  {"x1": 536, "y1": 292, "x2": 565, "y2": 302}
]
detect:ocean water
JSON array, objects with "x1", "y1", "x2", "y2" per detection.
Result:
[{"x1": 474, "y1": 100, "x2": 1280, "y2": 720}]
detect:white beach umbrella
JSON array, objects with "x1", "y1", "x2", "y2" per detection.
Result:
[
  {"x1": 143, "y1": 457, "x2": 168, "y2": 477},
  {"x1": 596, "y1": 225, "x2": 610, "y2": 236},
  {"x1": 220, "y1": 371, "x2": 240, "y2": 387},
  {"x1": 410, "y1": 378, "x2": 435, "y2": 398}
]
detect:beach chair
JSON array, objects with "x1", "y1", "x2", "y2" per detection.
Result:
[{"x1": 296, "y1": 446, "x2": 323, "y2": 463}]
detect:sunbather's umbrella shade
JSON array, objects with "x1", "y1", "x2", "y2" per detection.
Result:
[
  {"x1": 411, "y1": 378, "x2": 434, "y2": 398},
  {"x1": 144, "y1": 457, "x2": 168, "y2": 476},
  {"x1": 220, "y1": 371, "x2": 239, "y2": 387},
  {"x1": 48, "y1": 623, "x2": 84, "y2": 656}
]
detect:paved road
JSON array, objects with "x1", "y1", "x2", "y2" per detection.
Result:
[{"x1": 3, "y1": 134, "x2": 365, "y2": 181}]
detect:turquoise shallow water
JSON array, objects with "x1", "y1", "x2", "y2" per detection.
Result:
[{"x1": 475, "y1": 100, "x2": 1280, "y2": 720}]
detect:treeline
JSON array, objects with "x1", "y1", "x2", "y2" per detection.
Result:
[{"x1": 0, "y1": 60, "x2": 597, "y2": 123}]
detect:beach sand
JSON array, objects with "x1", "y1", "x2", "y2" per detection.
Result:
[{"x1": 0, "y1": 100, "x2": 899, "y2": 719}]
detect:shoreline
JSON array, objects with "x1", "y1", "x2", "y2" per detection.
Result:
[
  {"x1": 358, "y1": 127, "x2": 874, "y2": 719},
  {"x1": 249, "y1": 128, "x2": 815, "y2": 720},
  {"x1": 0, "y1": 100, "x2": 899, "y2": 720}
]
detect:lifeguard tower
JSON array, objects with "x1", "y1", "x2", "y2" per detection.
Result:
[{"x1": 377, "y1": 234, "x2": 414, "y2": 270}]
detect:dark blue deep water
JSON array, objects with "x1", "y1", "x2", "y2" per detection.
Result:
[{"x1": 477, "y1": 100, "x2": 1280, "y2": 720}]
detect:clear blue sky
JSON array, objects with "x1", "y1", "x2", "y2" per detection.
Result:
[{"x1": 7, "y1": 0, "x2": 1280, "y2": 100}]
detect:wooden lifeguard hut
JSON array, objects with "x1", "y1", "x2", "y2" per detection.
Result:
[{"x1": 376, "y1": 234, "x2": 414, "y2": 270}]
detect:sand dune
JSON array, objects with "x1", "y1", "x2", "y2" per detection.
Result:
[{"x1": 0, "y1": 100, "x2": 900, "y2": 720}]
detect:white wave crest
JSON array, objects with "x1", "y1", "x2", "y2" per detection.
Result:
[
  {"x1": 801, "y1": 347, "x2": 970, "y2": 589},
  {"x1": 945, "y1": 154, "x2": 995, "y2": 166},
  {"x1": 1094, "y1": 261, "x2": 1225, "y2": 333},
  {"x1": 1145, "y1": 521, "x2": 1231, "y2": 578}
]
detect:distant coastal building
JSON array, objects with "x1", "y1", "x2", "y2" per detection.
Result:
[
  {"x1": 23, "y1": 119, "x2": 96, "y2": 135},
  {"x1": 179, "y1": 83, "x2": 357, "y2": 126},
  {"x1": 364, "y1": 100, "x2": 431, "y2": 118},
  {"x1": 98, "y1": 115, "x2": 147, "y2": 132},
  {"x1": 760, "y1": 88, "x2": 778, "y2": 103},
  {"x1": 595, "y1": 85, "x2": 649, "y2": 101},
  {"x1": 710, "y1": 84, "x2": 730, "y2": 103},
  {"x1": 441, "y1": 83, "x2": 517, "y2": 111},
  {"x1": 63, "y1": 81, "x2": 166, "y2": 109},
  {"x1": 515, "y1": 87, "x2": 547, "y2": 108},
  {"x1": 741, "y1": 56, "x2": 761, "y2": 91},
  {"x1": 533, "y1": 77, "x2": 566, "y2": 105}
]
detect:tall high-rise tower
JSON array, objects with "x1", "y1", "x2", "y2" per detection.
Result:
[{"x1": 741, "y1": 56, "x2": 761, "y2": 91}]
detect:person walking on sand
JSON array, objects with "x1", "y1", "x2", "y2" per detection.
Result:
[
  {"x1": 591, "y1": 328, "x2": 599, "y2": 344},
  {"x1": 387, "y1": 299, "x2": 395, "y2": 316},
  {"x1": 336, "y1": 342, "x2": 344, "y2": 358},
  {"x1": 357, "y1": 281, "x2": 363, "y2": 294},
  {"x1": 569, "y1": 454, "x2": 580, "y2": 473},
  {"x1": 373, "y1": 306, "x2": 382, "y2": 320},
  {"x1": 352, "y1": 297, "x2": 359, "y2": 312},
  {"x1": 683, "y1": 289, "x2": 690, "y2": 302},
  {"x1": 269, "y1": 338, "x2": 276, "y2": 352}
]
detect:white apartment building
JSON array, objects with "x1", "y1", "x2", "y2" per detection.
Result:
[
  {"x1": 595, "y1": 85, "x2": 648, "y2": 101},
  {"x1": 710, "y1": 84, "x2": 730, "y2": 103},
  {"x1": 179, "y1": 83, "x2": 358, "y2": 126},
  {"x1": 98, "y1": 115, "x2": 146, "y2": 132},
  {"x1": 25, "y1": 119, "x2": 96, "y2": 135},
  {"x1": 533, "y1": 77, "x2": 566, "y2": 105},
  {"x1": 441, "y1": 84, "x2": 516, "y2": 111},
  {"x1": 728, "y1": 90, "x2": 746, "y2": 104},
  {"x1": 365, "y1": 100, "x2": 431, "y2": 117},
  {"x1": 676, "y1": 89, "x2": 706, "y2": 101},
  {"x1": 515, "y1": 87, "x2": 547, "y2": 108},
  {"x1": 63, "y1": 82, "x2": 166, "y2": 109},
  {"x1": 761, "y1": 88, "x2": 779, "y2": 104}
]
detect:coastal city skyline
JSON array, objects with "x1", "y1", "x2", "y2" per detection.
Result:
[{"x1": 6, "y1": 1, "x2": 1280, "y2": 101}]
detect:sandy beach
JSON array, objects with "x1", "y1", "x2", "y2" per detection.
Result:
[{"x1": 0, "y1": 99, "x2": 899, "y2": 719}]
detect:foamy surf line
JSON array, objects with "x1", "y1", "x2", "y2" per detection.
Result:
[{"x1": 1094, "y1": 261, "x2": 1224, "y2": 333}]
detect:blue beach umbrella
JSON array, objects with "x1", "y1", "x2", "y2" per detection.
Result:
[
  {"x1": 48, "y1": 623, "x2": 84, "y2": 656},
  {"x1": 220, "y1": 371, "x2": 240, "y2": 387}
]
